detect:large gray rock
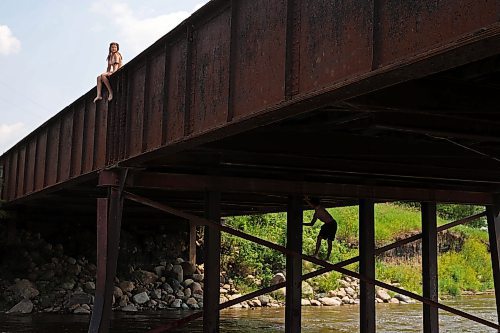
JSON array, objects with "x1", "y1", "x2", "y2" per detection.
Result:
[
  {"x1": 132, "y1": 292, "x2": 150, "y2": 305},
  {"x1": 191, "y1": 282, "x2": 203, "y2": 295},
  {"x1": 83, "y1": 282, "x2": 96, "y2": 293},
  {"x1": 119, "y1": 281, "x2": 135, "y2": 293},
  {"x1": 7, "y1": 299, "x2": 34, "y2": 314},
  {"x1": 394, "y1": 294, "x2": 412, "y2": 303},
  {"x1": 172, "y1": 265, "x2": 183, "y2": 282},
  {"x1": 65, "y1": 292, "x2": 93, "y2": 307},
  {"x1": 319, "y1": 297, "x2": 342, "y2": 306},
  {"x1": 270, "y1": 273, "x2": 285, "y2": 285},
  {"x1": 9, "y1": 279, "x2": 39, "y2": 300},
  {"x1": 376, "y1": 289, "x2": 391, "y2": 302},
  {"x1": 134, "y1": 270, "x2": 158, "y2": 285},
  {"x1": 258, "y1": 295, "x2": 270, "y2": 306},
  {"x1": 170, "y1": 299, "x2": 182, "y2": 308}
]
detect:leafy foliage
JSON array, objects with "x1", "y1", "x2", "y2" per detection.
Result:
[{"x1": 221, "y1": 203, "x2": 493, "y2": 296}]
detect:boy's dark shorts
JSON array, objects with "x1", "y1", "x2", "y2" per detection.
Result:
[{"x1": 319, "y1": 221, "x2": 337, "y2": 241}]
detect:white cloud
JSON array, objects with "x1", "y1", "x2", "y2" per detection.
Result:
[
  {"x1": 0, "y1": 122, "x2": 25, "y2": 153},
  {"x1": 91, "y1": 2, "x2": 204, "y2": 53},
  {"x1": 0, "y1": 25, "x2": 21, "y2": 55}
]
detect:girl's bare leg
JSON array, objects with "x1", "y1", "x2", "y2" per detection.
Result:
[
  {"x1": 93, "y1": 75, "x2": 103, "y2": 103},
  {"x1": 101, "y1": 74, "x2": 113, "y2": 101},
  {"x1": 326, "y1": 240, "x2": 332, "y2": 260},
  {"x1": 313, "y1": 235, "x2": 322, "y2": 257}
]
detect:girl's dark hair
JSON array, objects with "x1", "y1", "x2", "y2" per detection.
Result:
[{"x1": 107, "y1": 42, "x2": 120, "y2": 61}]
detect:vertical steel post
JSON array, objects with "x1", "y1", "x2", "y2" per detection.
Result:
[
  {"x1": 486, "y1": 204, "x2": 500, "y2": 323},
  {"x1": 189, "y1": 222, "x2": 197, "y2": 265},
  {"x1": 422, "y1": 202, "x2": 439, "y2": 333},
  {"x1": 88, "y1": 172, "x2": 124, "y2": 333},
  {"x1": 203, "y1": 191, "x2": 221, "y2": 333},
  {"x1": 285, "y1": 195, "x2": 303, "y2": 333},
  {"x1": 359, "y1": 199, "x2": 375, "y2": 333}
]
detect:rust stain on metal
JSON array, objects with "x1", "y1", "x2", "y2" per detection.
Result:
[
  {"x1": 166, "y1": 38, "x2": 188, "y2": 143},
  {"x1": 232, "y1": 0, "x2": 287, "y2": 119},
  {"x1": 299, "y1": 0, "x2": 373, "y2": 94},
  {"x1": 376, "y1": 0, "x2": 499, "y2": 67}
]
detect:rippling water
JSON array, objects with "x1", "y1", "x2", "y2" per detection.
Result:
[{"x1": 0, "y1": 294, "x2": 497, "y2": 333}]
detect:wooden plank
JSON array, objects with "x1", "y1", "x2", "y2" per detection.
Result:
[
  {"x1": 422, "y1": 202, "x2": 439, "y2": 333},
  {"x1": 359, "y1": 199, "x2": 375, "y2": 333},
  {"x1": 285, "y1": 195, "x2": 302, "y2": 333}
]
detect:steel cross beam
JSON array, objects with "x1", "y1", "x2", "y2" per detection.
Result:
[
  {"x1": 127, "y1": 172, "x2": 493, "y2": 205},
  {"x1": 125, "y1": 192, "x2": 498, "y2": 332}
]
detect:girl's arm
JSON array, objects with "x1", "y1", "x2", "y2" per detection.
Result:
[{"x1": 303, "y1": 213, "x2": 317, "y2": 226}]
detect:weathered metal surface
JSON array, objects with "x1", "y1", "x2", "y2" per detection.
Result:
[
  {"x1": 231, "y1": 0, "x2": 287, "y2": 119},
  {"x1": 58, "y1": 110, "x2": 74, "y2": 182},
  {"x1": 34, "y1": 129, "x2": 47, "y2": 191},
  {"x1": 127, "y1": 172, "x2": 493, "y2": 204},
  {"x1": 1, "y1": 0, "x2": 500, "y2": 203},
  {"x1": 285, "y1": 195, "x2": 302, "y2": 333},
  {"x1": 71, "y1": 103, "x2": 85, "y2": 177},
  {"x1": 128, "y1": 62, "x2": 147, "y2": 157},
  {"x1": 298, "y1": 0, "x2": 374, "y2": 94},
  {"x1": 82, "y1": 99, "x2": 96, "y2": 174},
  {"x1": 165, "y1": 37, "x2": 187, "y2": 143},
  {"x1": 143, "y1": 50, "x2": 166, "y2": 151},
  {"x1": 203, "y1": 192, "x2": 221, "y2": 333},
  {"x1": 359, "y1": 199, "x2": 375, "y2": 333},
  {"x1": 422, "y1": 202, "x2": 439, "y2": 333},
  {"x1": 486, "y1": 205, "x2": 500, "y2": 324},
  {"x1": 192, "y1": 9, "x2": 231, "y2": 135},
  {"x1": 375, "y1": 0, "x2": 500, "y2": 68}
]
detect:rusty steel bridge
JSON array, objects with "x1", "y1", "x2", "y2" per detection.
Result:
[{"x1": 2, "y1": 0, "x2": 500, "y2": 332}]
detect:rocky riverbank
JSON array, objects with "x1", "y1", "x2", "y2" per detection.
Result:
[{"x1": 0, "y1": 229, "x2": 416, "y2": 315}]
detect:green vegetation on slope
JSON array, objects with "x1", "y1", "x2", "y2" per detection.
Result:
[{"x1": 221, "y1": 203, "x2": 492, "y2": 296}]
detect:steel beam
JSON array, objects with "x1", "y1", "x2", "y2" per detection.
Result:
[
  {"x1": 203, "y1": 191, "x2": 221, "y2": 333},
  {"x1": 285, "y1": 195, "x2": 302, "y2": 333},
  {"x1": 359, "y1": 199, "x2": 375, "y2": 333},
  {"x1": 422, "y1": 202, "x2": 439, "y2": 333},
  {"x1": 88, "y1": 172, "x2": 124, "y2": 333},
  {"x1": 127, "y1": 172, "x2": 493, "y2": 205},
  {"x1": 486, "y1": 204, "x2": 500, "y2": 324}
]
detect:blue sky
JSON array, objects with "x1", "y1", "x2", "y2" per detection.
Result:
[{"x1": 0, "y1": 0, "x2": 208, "y2": 153}]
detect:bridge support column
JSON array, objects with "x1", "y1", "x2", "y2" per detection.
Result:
[
  {"x1": 422, "y1": 202, "x2": 439, "y2": 333},
  {"x1": 203, "y1": 191, "x2": 221, "y2": 333},
  {"x1": 359, "y1": 199, "x2": 375, "y2": 333},
  {"x1": 88, "y1": 170, "x2": 125, "y2": 333},
  {"x1": 285, "y1": 195, "x2": 303, "y2": 333},
  {"x1": 486, "y1": 204, "x2": 500, "y2": 323}
]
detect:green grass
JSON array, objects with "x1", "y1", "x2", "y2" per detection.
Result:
[{"x1": 222, "y1": 203, "x2": 493, "y2": 296}]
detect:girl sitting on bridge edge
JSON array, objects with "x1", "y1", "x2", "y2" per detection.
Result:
[{"x1": 94, "y1": 42, "x2": 123, "y2": 103}]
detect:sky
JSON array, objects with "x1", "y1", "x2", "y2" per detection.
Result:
[{"x1": 0, "y1": 0, "x2": 209, "y2": 154}]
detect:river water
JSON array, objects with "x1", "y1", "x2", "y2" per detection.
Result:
[{"x1": 0, "y1": 294, "x2": 497, "y2": 333}]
